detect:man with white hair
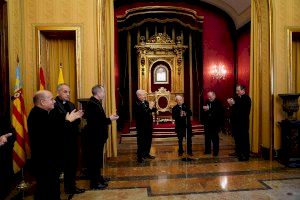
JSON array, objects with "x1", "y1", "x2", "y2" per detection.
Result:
[
  {"x1": 172, "y1": 95, "x2": 193, "y2": 156},
  {"x1": 28, "y1": 90, "x2": 82, "y2": 200},
  {"x1": 135, "y1": 89, "x2": 156, "y2": 163}
]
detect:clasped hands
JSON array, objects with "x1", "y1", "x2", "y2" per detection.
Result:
[
  {"x1": 227, "y1": 98, "x2": 235, "y2": 106},
  {"x1": 109, "y1": 114, "x2": 119, "y2": 121},
  {"x1": 149, "y1": 101, "x2": 155, "y2": 109},
  {"x1": 65, "y1": 109, "x2": 84, "y2": 122}
]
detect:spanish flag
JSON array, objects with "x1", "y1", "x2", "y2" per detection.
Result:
[
  {"x1": 58, "y1": 64, "x2": 64, "y2": 85},
  {"x1": 39, "y1": 67, "x2": 46, "y2": 90},
  {"x1": 12, "y1": 64, "x2": 30, "y2": 173}
]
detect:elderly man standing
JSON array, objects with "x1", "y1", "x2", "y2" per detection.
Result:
[
  {"x1": 172, "y1": 95, "x2": 193, "y2": 156},
  {"x1": 28, "y1": 90, "x2": 82, "y2": 200},
  {"x1": 85, "y1": 85, "x2": 119, "y2": 190},
  {"x1": 135, "y1": 89, "x2": 156, "y2": 163},
  {"x1": 53, "y1": 83, "x2": 85, "y2": 195},
  {"x1": 203, "y1": 91, "x2": 224, "y2": 157}
]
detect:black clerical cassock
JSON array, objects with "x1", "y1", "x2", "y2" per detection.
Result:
[
  {"x1": 28, "y1": 106, "x2": 61, "y2": 200},
  {"x1": 172, "y1": 103, "x2": 193, "y2": 155},
  {"x1": 135, "y1": 100, "x2": 156, "y2": 161},
  {"x1": 53, "y1": 96, "x2": 81, "y2": 193},
  {"x1": 85, "y1": 96, "x2": 111, "y2": 188},
  {"x1": 203, "y1": 99, "x2": 224, "y2": 156},
  {"x1": 231, "y1": 94, "x2": 251, "y2": 160}
]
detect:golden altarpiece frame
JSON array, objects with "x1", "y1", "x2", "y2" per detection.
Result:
[{"x1": 135, "y1": 33, "x2": 187, "y2": 120}]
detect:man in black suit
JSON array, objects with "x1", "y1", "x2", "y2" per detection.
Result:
[
  {"x1": 135, "y1": 89, "x2": 156, "y2": 163},
  {"x1": 203, "y1": 91, "x2": 224, "y2": 156},
  {"x1": 53, "y1": 83, "x2": 85, "y2": 194},
  {"x1": 85, "y1": 85, "x2": 118, "y2": 190},
  {"x1": 227, "y1": 85, "x2": 251, "y2": 161},
  {"x1": 172, "y1": 95, "x2": 193, "y2": 156},
  {"x1": 28, "y1": 90, "x2": 82, "y2": 200}
]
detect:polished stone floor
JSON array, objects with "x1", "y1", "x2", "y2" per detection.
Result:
[{"x1": 9, "y1": 133, "x2": 300, "y2": 199}]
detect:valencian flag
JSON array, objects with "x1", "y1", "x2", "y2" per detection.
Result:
[
  {"x1": 58, "y1": 63, "x2": 64, "y2": 85},
  {"x1": 39, "y1": 67, "x2": 46, "y2": 90},
  {"x1": 12, "y1": 63, "x2": 30, "y2": 173}
]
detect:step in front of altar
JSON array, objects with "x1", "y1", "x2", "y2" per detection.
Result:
[{"x1": 121, "y1": 124, "x2": 204, "y2": 138}]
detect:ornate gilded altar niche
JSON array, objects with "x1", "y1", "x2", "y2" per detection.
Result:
[
  {"x1": 135, "y1": 33, "x2": 187, "y2": 120},
  {"x1": 135, "y1": 33, "x2": 187, "y2": 93}
]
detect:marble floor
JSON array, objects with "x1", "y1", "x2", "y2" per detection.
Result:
[{"x1": 8, "y1": 134, "x2": 300, "y2": 200}]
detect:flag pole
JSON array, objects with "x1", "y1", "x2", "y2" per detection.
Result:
[
  {"x1": 14, "y1": 55, "x2": 30, "y2": 195},
  {"x1": 16, "y1": 168, "x2": 29, "y2": 190}
]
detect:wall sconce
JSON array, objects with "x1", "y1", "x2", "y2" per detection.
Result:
[{"x1": 211, "y1": 64, "x2": 227, "y2": 80}]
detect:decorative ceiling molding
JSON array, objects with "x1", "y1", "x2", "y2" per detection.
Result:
[
  {"x1": 115, "y1": 0, "x2": 250, "y2": 29},
  {"x1": 117, "y1": 6, "x2": 203, "y2": 31}
]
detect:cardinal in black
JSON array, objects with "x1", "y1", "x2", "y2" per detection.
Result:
[
  {"x1": 135, "y1": 89, "x2": 156, "y2": 163},
  {"x1": 85, "y1": 85, "x2": 119, "y2": 190},
  {"x1": 227, "y1": 85, "x2": 251, "y2": 161},
  {"x1": 172, "y1": 95, "x2": 193, "y2": 156},
  {"x1": 203, "y1": 91, "x2": 224, "y2": 156}
]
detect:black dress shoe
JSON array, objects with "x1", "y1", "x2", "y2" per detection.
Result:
[
  {"x1": 238, "y1": 156, "x2": 249, "y2": 161},
  {"x1": 65, "y1": 187, "x2": 85, "y2": 194},
  {"x1": 144, "y1": 154, "x2": 155, "y2": 159},
  {"x1": 90, "y1": 183, "x2": 108, "y2": 190},
  {"x1": 137, "y1": 157, "x2": 144, "y2": 163},
  {"x1": 229, "y1": 152, "x2": 237, "y2": 156},
  {"x1": 102, "y1": 177, "x2": 110, "y2": 183},
  {"x1": 204, "y1": 151, "x2": 211, "y2": 155},
  {"x1": 187, "y1": 153, "x2": 194, "y2": 156}
]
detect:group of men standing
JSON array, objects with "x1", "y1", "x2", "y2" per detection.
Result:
[
  {"x1": 28, "y1": 84, "x2": 118, "y2": 200},
  {"x1": 27, "y1": 83, "x2": 251, "y2": 199},
  {"x1": 202, "y1": 85, "x2": 251, "y2": 161},
  {"x1": 135, "y1": 84, "x2": 251, "y2": 163}
]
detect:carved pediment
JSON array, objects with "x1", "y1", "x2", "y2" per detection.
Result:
[{"x1": 147, "y1": 33, "x2": 174, "y2": 44}]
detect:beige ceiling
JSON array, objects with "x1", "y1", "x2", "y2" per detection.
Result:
[{"x1": 200, "y1": 0, "x2": 251, "y2": 29}]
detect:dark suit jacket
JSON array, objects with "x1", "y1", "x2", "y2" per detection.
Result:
[
  {"x1": 135, "y1": 100, "x2": 156, "y2": 134},
  {"x1": 172, "y1": 103, "x2": 192, "y2": 133},
  {"x1": 231, "y1": 94, "x2": 251, "y2": 130},
  {"x1": 203, "y1": 99, "x2": 224, "y2": 129},
  {"x1": 85, "y1": 96, "x2": 111, "y2": 148}
]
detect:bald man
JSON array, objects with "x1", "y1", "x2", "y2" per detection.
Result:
[
  {"x1": 172, "y1": 95, "x2": 193, "y2": 156},
  {"x1": 28, "y1": 90, "x2": 82, "y2": 200},
  {"x1": 135, "y1": 89, "x2": 156, "y2": 163}
]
